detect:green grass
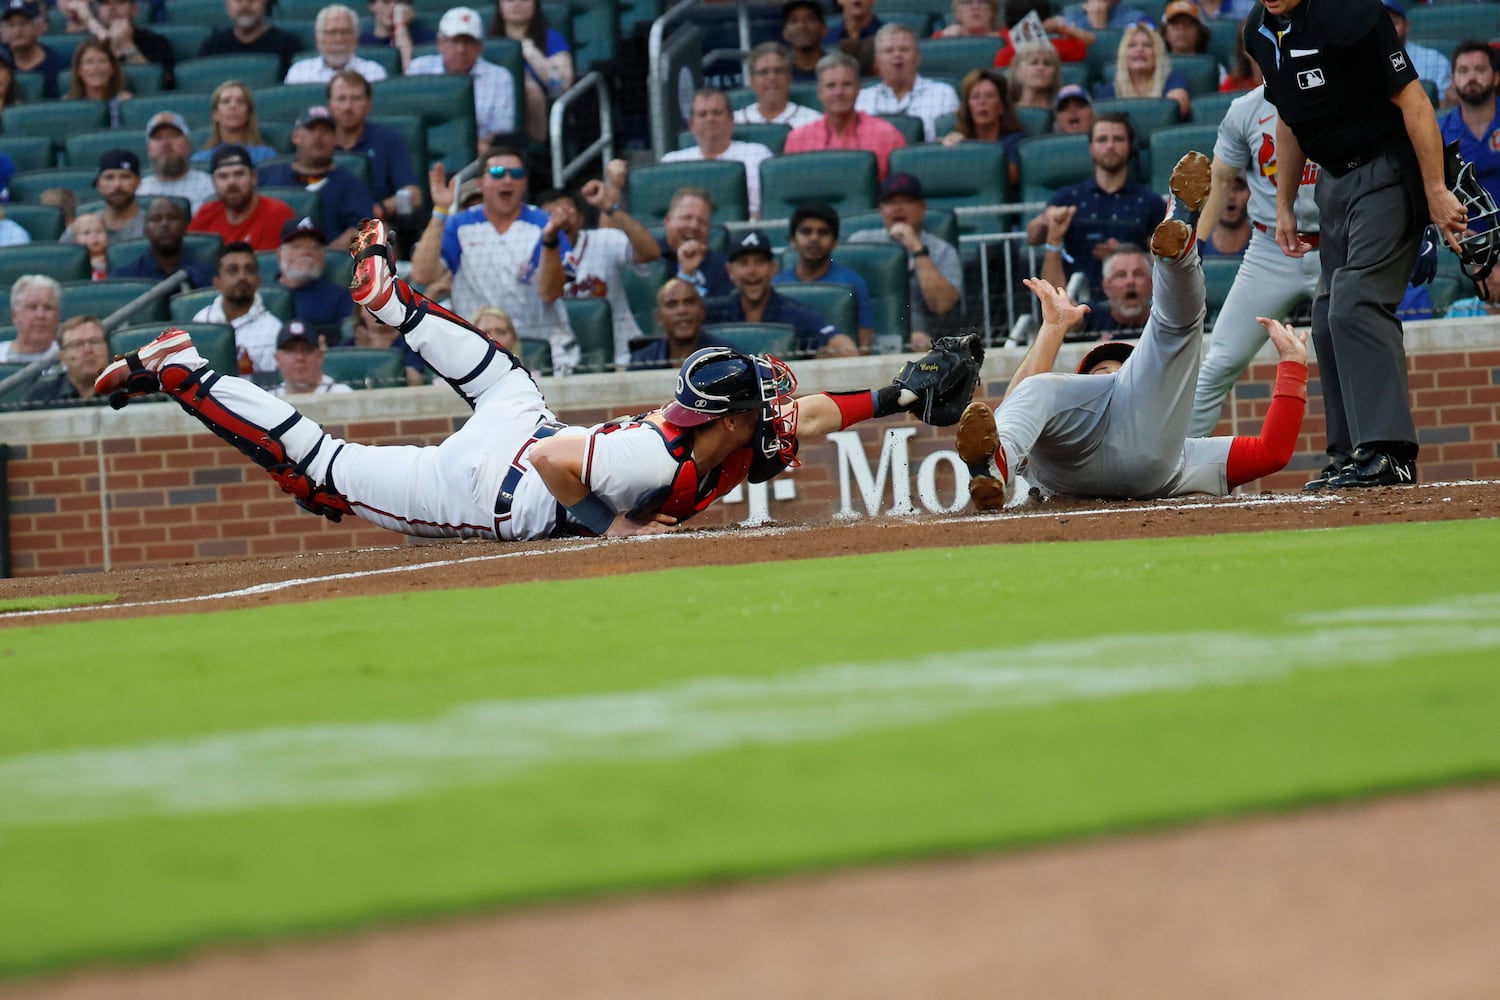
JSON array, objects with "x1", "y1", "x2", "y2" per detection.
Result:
[
  {"x1": 2, "y1": 520, "x2": 1499, "y2": 976},
  {"x1": 0, "y1": 593, "x2": 117, "y2": 614}
]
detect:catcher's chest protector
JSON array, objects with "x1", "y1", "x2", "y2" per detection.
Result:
[{"x1": 605, "y1": 415, "x2": 752, "y2": 521}]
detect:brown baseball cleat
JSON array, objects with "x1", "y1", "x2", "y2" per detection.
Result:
[
  {"x1": 956, "y1": 400, "x2": 1012, "y2": 511},
  {"x1": 1151, "y1": 151, "x2": 1212, "y2": 262}
]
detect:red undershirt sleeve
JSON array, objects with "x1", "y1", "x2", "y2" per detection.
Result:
[{"x1": 1226, "y1": 361, "x2": 1309, "y2": 489}]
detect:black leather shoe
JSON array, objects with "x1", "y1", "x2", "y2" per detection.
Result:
[
  {"x1": 1324, "y1": 448, "x2": 1416, "y2": 488},
  {"x1": 1303, "y1": 461, "x2": 1345, "y2": 491}
]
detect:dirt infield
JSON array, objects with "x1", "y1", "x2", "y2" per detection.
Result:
[{"x1": 4, "y1": 483, "x2": 1499, "y2": 998}]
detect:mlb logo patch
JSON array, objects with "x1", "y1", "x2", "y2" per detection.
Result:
[
  {"x1": 1297, "y1": 68, "x2": 1325, "y2": 90},
  {"x1": 1390, "y1": 51, "x2": 1407, "y2": 73}
]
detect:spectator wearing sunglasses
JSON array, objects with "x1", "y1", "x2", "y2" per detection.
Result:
[{"x1": 410, "y1": 146, "x2": 579, "y2": 374}]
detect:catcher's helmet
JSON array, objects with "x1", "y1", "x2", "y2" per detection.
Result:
[
  {"x1": 662, "y1": 346, "x2": 801, "y2": 472},
  {"x1": 1077, "y1": 340, "x2": 1135, "y2": 374},
  {"x1": 1445, "y1": 141, "x2": 1500, "y2": 290}
]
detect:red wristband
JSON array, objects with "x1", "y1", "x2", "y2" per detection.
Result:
[{"x1": 827, "y1": 390, "x2": 877, "y2": 429}]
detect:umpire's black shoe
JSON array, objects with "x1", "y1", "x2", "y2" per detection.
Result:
[
  {"x1": 1324, "y1": 448, "x2": 1417, "y2": 489},
  {"x1": 1302, "y1": 459, "x2": 1348, "y2": 492}
]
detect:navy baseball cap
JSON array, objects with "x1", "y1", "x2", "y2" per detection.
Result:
[
  {"x1": 781, "y1": 0, "x2": 824, "y2": 22},
  {"x1": 294, "y1": 105, "x2": 334, "y2": 129},
  {"x1": 2, "y1": 0, "x2": 40, "y2": 20},
  {"x1": 209, "y1": 144, "x2": 254, "y2": 173},
  {"x1": 276, "y1": 319, "x2": 317, "y2": 350},
  {"x1": 95, "y1": 149, "x2": 140, "y2": 181},
  {"x1": 1380, "y1": 0, "x2": 1406, "y2": 17},
  {"x1": 280, "y1": 215, "x2": 327, "y2": 243},
  {"x1": 1056, "y1": 84, "x2": 1093, "y2": 109},
  {"x1": 879, "y1": 172, "x2": 924, "y2": 201},
  {"x1": 728, "y1": 228, "x2": 775, "y2": 262}
]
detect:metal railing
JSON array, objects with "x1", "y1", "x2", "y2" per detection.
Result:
[
  {"x1": 648, "y1": 0, "x2": 753, "y2": 160},
  {"x1": 549, "y1": 71, "x2": 616, "y2": 188}
]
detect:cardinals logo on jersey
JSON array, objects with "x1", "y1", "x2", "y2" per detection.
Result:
[{"x1": 1256, "y1": 130, "x2": 1320, "y2": 187}]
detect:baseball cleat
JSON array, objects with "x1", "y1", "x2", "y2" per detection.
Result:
[
  {"x1": 956, "y1": 400, "x2": 1012, "y2": 511},
  {"x1": 348, "y1": 217, "x2": 417, "y2": 328},
  {"x1": 94, "y1": 328, "x2": 201, "y2": 407},
  {"x1": 1151, "y1": 150, "x2": 1212, "y2": 262}
]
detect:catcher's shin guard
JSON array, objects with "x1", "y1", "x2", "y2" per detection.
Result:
[{"x1": 158, "y1": 365, "x2": 354, "y2": 523}]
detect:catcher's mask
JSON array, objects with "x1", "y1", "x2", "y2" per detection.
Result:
[
  {"x1": 662, "y1": 346, "x2": 801, "y2": 471},
  {"x1": 1445, "y1": 140, "x2": 1500, "y2": 293},
  {"x1": 1077, "y1": 340, "x2": 1135, "y2": 375}
]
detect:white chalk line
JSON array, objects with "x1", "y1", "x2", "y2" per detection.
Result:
[
  {"x1": 3, "y1": 481, "x2": 1492, "y2": 621},
  {"x1": 2, "y1": 593, "x2": 1497, "y2": 829}
]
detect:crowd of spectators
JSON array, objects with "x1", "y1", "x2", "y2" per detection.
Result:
[{"x1": 0, "y1": 0, "x2": 1497, "y2": 412}]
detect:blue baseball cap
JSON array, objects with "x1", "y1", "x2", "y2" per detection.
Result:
[{"x1": 1381, "y1": 0, "x2": 1406, "y2": 17}]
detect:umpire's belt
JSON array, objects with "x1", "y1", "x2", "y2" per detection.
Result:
[
  {"x1": 494, "y1": 421, "x2": 565, "y2": 517},
  {"x1": 1253, "y1": 221, "x2": 1320, "y2": 249}
]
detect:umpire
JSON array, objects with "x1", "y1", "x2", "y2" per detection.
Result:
[{"x1": 1246, "y1": 0, "x2": 1467, "y2": 489}]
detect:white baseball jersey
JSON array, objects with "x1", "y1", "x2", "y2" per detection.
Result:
[
  {"x1": 560, "y1": 227, "x2": 646, "y2": 368},
  {"x1": 1215, "y1": 85, "x2": 1320, "y2": 231}
]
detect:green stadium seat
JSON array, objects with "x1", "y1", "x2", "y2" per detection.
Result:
[
  {"x1": 111, "y1": 322, "x2": 238, "y2": 374},
  {"x1": 881, "y1": 10, "x2": 933, "y2": 36},
  {"x1": 1059, "y1": 63, "x2": 1088, "y2": 89},
  {"x1": 1086, "y1": 29, "x2": 1124, "y2": 80},
  {"x1": 519, "y1": 336, "x2": 552, "y2": 376},
  {"x1": 118, "y1": 91, "x2": 215, "y2": 133},
  {"x1": 123, "y1": 61, "x2": 165, "y2": 95},
  {"x1": 840, "y1": 208, "x2": 959, "y2": 251},
  {"x1": 0, "y1": 242, "x2": 90, "y2": 286},
  {"x1": 557, "y1": 0, "x2": 619, "y2": 76},
  {"x1": 773, "y1": 281, "x2": 857, "y2": 340},
  {"x1": 628, "y1": 160, "x2": 750, "y2": 225},
  {"x1": 1017, "y1": 106, "x2": 1054, "y2": 137},
  {"x1": 252, "y1": 84, "x2": 330, "y2": 126},
  {"x1": 1205, "y1": 20, "x2": 1241, "y2": 71},
  {"x1": 1, "y1": 135, "x2": 53, "y2": 173},
  {"x1": 64, "y1": 130, "x2": 150, "y2": 172},
  {"x1": 372, "y1": 64, "x2": 479, "y2": 129},
  {"x1": 278, "y1": 19, "x2": 318, "y2": 52},
  {"x1": 175, "y1": 54, "x2": 282, "y2": 92},
  {"x1": 1408, "y1": 4, "x2": 1500, "y2": 41},
  {"x1": 619, "y1": 0, "x2": 663, "y2": 35},
  {"x1": 321, "y1": 346, "x2": 406, "y2": 389},
  {"x1": 1, "y1": 102, "x2": 110, "y2": 156},
  {"x1": 38, "y1": 33, "x2": 83, "y2": 59},
  {"x1": 259, "y1": 186, "x2": 322, "y2": 222},
  {"x1": 1092, "y1": 97, "x2": 1182, "y2": 139},
  {"x1": 0, "y1": 361, "x2": 39, "y2": 407},
  {"x1": 782, "y1": 241, "x2": 909, "y2": 345},
  {"x1": 917, "y1": 36, "x2": 1004, "y2": 76},
  {"x1": 1202, "y1": 255, "x2": 1241, "y2": 327},
  {"x1": 167, "y1": 0, "x2": 232, "y2": 24},
  {"x1": 107, "y1": 233, "x2": 223, "y2": 273},
  {"x1": 876, "y1": 113, "x2": 926, "y2": 146},
  {"x1": 888, "y1": 143, "x2": 1008, "y2": 240},
  {"x1": 621, "y1": 259, "x2": 669, "y2": 338},
  {"x1": 59, "y1": 279, "x2": 169, "y2": 326},
  {"x1": 322, "y1": 253, "x2": 353, "y2": 291},
  {"x1": 4, "y1": 204, "x2": 64, "y2": 242},
  {"x1": 1189, "y1": 91, "x2": 1238, "y2": 127},
  {"x1": 1146, "y1": 124, "x2": 1221, "y2": 194},
  {"x1": 761, "y1": 150, "x2": 879, "y2": 221},
  {"x1": 1104, "y1": 56, "x2": 1217, "y2": 98},
  {"x1": 154, "y1": 23, "x2": 213, "y2": 62},
  {"x1": 12, "y1": 70, "x2": 45, "y2": 103},
  {"x1": 705, "y1": 322, "x2": 798, "y2": 357},
  {"x1": 560, "y1": 297, "x2": 614, "y2": 373},
  {"x1": 369, "y1": 115, "x2": 429, "y2": 175},
  {"x1": 1017, "y1": 133, "x2": 1090, "y2": 203},
  {"x1": 353, "y1": 44, "x2": 402, "y2": 76}
]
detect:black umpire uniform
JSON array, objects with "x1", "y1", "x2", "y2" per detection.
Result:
[{"x1": 1245, "y1": 0, "x2": 1428, "y2": 488}]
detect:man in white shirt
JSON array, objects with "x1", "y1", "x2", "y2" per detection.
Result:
[
  {"x1": 0, "y1": 274, "x2": 61, "y2": 365},
  {"x1": 538, "y1": 159, "x2": 663, "y2": 369},
  {"x1": 271, "y1": 319, "x2": 354, "y2": 396},
  {"x1": 735, "y1": 41, "x2": 821, "y2": 128},
  {"x1": 135, "y1": 112, "x2": 216, "y2": 215},
  {"x1": 405, "y1": 6, "x2": 516, "y2": 147},
  {"x1": 660, "y1": 88, "x2": 774, "y2": 219},
  {"x1": 192, "y1": 241, "x2": 285, "y2": 374},
  {"x1": 853, "y1": 22, "x2": 958, "y2": 142},
  {"x1": 283, "y1": 3, "x2": 388, "y2": 84}
]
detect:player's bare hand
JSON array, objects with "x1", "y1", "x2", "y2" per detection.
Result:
[
  {"x1": 677, "y1": 238, "x2": 707, "y2": 275},
  {"x1": 1023, "y1": 276, "x2": 1088, "y2": 330},
  {"x1": 606, "y1": 512, "x2": 679, "y2": 537},
  {"x1": 888, "y1": 222, "x2": 924, "y2": 253},
  {"x1": 1427, "y1": 187, "x2": 1468, "y2": 253},
  {"x1": 1256, "y1": 316, "x2": 1308, "y2": 365},
  {"x1": 428, "y1": 164, "x2": 455, "y2": 212}
]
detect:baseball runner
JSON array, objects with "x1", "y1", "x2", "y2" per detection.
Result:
[
  {"x1": 1188, "y1": 84, "x2": 1321, "y2": 439},
  {"x1": 94, "y1": 219, "x2": 982, "y2": 541},
  {"x1": 958, "y1": 152, "x2": 1312, "y2": 506}
]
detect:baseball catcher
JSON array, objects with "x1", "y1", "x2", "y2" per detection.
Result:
[
  {"x1": 95, "y1": 219, "x2": 982, "y2": 541},
  {"x1": 958, "y1": 152, "x2": 1313, "y2": 507}
]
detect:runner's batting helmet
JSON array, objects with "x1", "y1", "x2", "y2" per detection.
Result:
[{"x1": 1077, "y1": 341, "x2": 1135, "y2": 374}]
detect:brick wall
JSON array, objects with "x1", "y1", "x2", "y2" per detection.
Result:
[{"x1": 4, "y1": 320, "x2": 1498, "y2": 577}]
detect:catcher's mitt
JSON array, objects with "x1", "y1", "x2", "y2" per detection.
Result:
[{"x1": 892, "y1": 334, "x2": 984, "y2": 426}]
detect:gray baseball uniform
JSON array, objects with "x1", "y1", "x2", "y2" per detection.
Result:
[
  {"x1": 994, "y1": 251, "x2": 1238, "y2": 499},
  {"x1": 1188, "y1": 86, "x2": 1321, "y2": 437}
]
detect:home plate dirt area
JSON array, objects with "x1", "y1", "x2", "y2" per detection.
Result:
[{"x1": 3, "y1": 483, "x2": 1498, "y2": 1000}]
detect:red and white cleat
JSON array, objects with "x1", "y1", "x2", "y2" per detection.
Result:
[
  {"x1": 93, "y1": 328, "x2": 202, "y2": 407},
  {"x1": 956, "y1": 400, "x2": 1012, "y2": 511},
  {"x1": 348, "y1": 216, "x2": 418, "y2": 328}
]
